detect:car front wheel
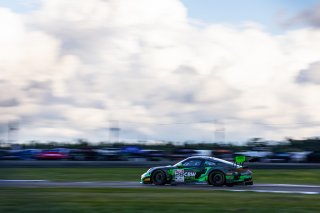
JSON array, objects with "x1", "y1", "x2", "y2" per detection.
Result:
[{"x1": 152, "y1": 170, "x2": 166, "y2": 185}]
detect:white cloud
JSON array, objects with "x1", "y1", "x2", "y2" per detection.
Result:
[
  {"x1": 297, "y1": 61, "x2": 320, "y2": 84},
  {"x1": 1, "y1": 0, "x2": 320, "y2": 143}
]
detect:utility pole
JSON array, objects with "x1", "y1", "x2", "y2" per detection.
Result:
[
  {"x1": 214, "y1": 120, "x2": 225, "y2": 143},
  {"x1": 109, "y1": 120, "x2": 120, "y2": 143},
  {"x1": 8, "y1": 120, "x2": 19, "y2": 147}
]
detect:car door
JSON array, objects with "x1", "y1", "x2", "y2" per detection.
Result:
[
  {"x1": 174, "y1": 159, "x2": 204, "y2": 183},
  {"x1": 202, "y1": 160, "x2": 217, "y2": 179}
]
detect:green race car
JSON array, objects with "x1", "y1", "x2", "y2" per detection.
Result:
[{"x1": 141, "y1": 156, "x2": 253, "y2": 186}]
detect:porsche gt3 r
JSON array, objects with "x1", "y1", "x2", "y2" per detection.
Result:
[{"x1": 141, "y1": 156, "x2": 253, "y2": 186}]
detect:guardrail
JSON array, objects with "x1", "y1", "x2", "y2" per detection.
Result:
[{"x1": 1, "y1": 160, "x2": 320, "y2": 169}]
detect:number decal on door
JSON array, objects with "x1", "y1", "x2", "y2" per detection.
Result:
[{"x1": 174, "y1": 169, "x2": 184, "y2": 182}]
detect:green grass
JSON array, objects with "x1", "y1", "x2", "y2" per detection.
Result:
[
  {"x1": 0, "y1": 168, "x2": 146, "y2": 182},
  {"x1": 0, "y1": 187, "x2": 319, "y2": 213},
  {"x1": 253, "y1": 170, "x2": 320, "y2": 184},
  {"x1": 1, "y1": 168, "x2": 320, "y2": 184}
]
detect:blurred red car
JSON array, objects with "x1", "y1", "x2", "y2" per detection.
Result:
[{"x1": 36, "y1": 149, "x2": 69, "y2": 160}]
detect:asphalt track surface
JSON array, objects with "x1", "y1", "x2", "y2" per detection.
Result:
[{"x1": 1, "y1": 180, "x2": 320, "y2": 195}]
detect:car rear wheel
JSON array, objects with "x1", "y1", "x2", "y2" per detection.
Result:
[
  {"x1": 152, "y1": 170, "x2": 166, "y2": 185},
  {"x1": 209, "y1": 171, "x2": 225, "y2": 186}
]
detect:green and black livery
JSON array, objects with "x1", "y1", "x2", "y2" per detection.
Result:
[{"x1": 141, "y1": 156, "x2": 253, "y2": 186}]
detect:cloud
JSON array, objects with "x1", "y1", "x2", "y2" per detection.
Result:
[
  {"x1": 286, "y1": 4, "x2": 320, "y2": 28},
  {"x1": 297, "y1": 61, "x2": 320, "y2": 84},
  {"x1": 1, "y1": 0, "x2": 320, "y2": 142}
]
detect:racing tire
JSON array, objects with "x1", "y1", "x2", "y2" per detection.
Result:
[
  {"x1": 152, "y1": 170, "x2": 166, "y2": 185},
  {"x1": 208, "y1": 171, "x2": 225, "y2": 186}
]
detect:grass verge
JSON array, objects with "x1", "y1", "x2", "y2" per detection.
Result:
[
  {"x1": 0, "y1": 187, "x2": 319, "y2": 213},
  {"x1": 1, "y1": 168, "x2": 320, "y2": 184}
]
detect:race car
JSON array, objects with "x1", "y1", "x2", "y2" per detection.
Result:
[{"x1": 141, "y1": 156, "x2": 253, "y2": 186}]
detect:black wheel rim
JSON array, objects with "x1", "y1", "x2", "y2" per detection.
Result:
[
  {"x1": 214, "y1": 174, "x2": 223, "y2": 184},
  {"x1": 154, "y1": 172, "x2": 163, "y2": 183}
]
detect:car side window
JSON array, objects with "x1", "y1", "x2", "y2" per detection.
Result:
[
  {"x1": 182, "y1": 159, "x2": 202, "y2": 167},
  {"x1": 204, "y1": 160, "x2": 216, "y2": 167}
]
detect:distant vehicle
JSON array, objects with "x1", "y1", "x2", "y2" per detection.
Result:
[
  {"x1": 212, "y1": 150, "x2": 233, "y2": 161},
  {"x1": 69, "y1": 148, "x2": 98, "y2": 161},
  {"x1": 141, "y1": 156, "x2": 253, "y2": 186},
  {"x1": 36, "y1": 149, "x2": 69, "y2": 160},
  {"x1": 0, "y1": 150, "x2": 22, "y2": 160},
  {"x1": 19, "y1": 149, "x2": 42, "y2": 160},
  {"x1": 236, "y1": 151, "x2": 271, "y2": 162},
  {"x1": 51, "y1": 148, "x2": 70, "y2": 154},
  {"x1": 267, "y1": 152, "x2": 292, "y2": 163},
  {"x1": 169, "y1": 149, "x2": 198, "y2": 161},
  {"x1": 290, "y1": 152, "x2": 311, "y2": 163},
  {"x1": 120, "y1": 146, "x2": 147, "y2": 161},
  {"x1": 194, "y1": 150, "x2": 212, "y2": 157},
  {"x1": 142, "y1": 149, "x2": 167, "y2": 161},
  {"x1": 95, "y1": 148, "x2": 123, "y2": 160},
  {"x1": 307, "y1": 151, "x2": 320, "y2": 163}
]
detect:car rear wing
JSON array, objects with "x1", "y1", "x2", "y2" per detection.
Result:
[{"x1": 233, "y1": 155, "x2": 247, "y2": 168}]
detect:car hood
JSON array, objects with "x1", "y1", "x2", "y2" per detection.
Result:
[{"x1": 147, "y1": 165, "x2": 176, "y2": 173}]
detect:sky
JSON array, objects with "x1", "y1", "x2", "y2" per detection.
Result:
[
  {"x1": 1, "y1": 0, "x2": 320, "y2": 143},
  {"x1": 183, "y1": 0, "x2": 319, "y2": 33}
]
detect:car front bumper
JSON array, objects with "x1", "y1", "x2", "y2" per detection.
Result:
[{"x1": 140, "y1": 172, "x2": 152, "y2": 184}]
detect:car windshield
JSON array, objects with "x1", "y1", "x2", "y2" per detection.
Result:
[{"x1": 174, "y1": 159, "x2": 190, "y2": 166}]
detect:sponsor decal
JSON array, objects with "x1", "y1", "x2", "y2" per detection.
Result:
[
  {"x1": 184, "y1": 172, "x2": 196, "y2": 177},
  {"x1": 175, "y1": 170, "x2": 197, "y2": 182}
]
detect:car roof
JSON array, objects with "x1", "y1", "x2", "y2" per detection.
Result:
[
  {"x1": 185, "y1": 156, "x2": 232, "y2": 162},
  {"x1": 185, "y1": 156, "x2": 212, "y2": 160}
]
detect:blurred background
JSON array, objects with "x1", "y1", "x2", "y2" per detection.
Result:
[
  {"x1": 1, "y1": 0, "x2": 320, "y2": 212},
  {"x1": 0, "y1": 137, "x2": 320, "y2": 163}
]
